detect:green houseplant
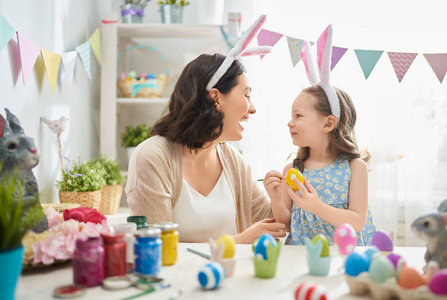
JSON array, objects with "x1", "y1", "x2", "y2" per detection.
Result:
[
  {"x1": 0, "y1": 169, "x2": 43, "y2": 300},
  {"x1": 121, "y1": 124, "x2": 152, "y2": 165},
  {"x1": 55, "y1": 158, "x2": 106, "y2": 210},
  {"x1": 158, "y1": 0, "x2": 189, "y2": 23},
  {"x1": 90, "y1": 156, "x2": 125, "y2": 215}
]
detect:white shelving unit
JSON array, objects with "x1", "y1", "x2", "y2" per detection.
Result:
[{"x1": 100, "y1": 12, "x2": 225, "y2": 170}]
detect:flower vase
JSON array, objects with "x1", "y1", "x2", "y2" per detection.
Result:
[
  {"x1": 120, "y1": 3, "x2": 144, "y2": 23},
  {"x1": 160, "y1": 4, "x2": 184, "y2": 24},
  {"x1": 0, "y1": 245, "x2": 24, "y2": 300}
]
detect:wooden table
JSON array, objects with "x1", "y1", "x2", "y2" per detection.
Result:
[{"x1": 16, "y1": 243, "x2": 426, "y2": 300}]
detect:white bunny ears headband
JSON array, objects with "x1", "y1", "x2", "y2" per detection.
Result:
[
  {"x1": 206, "y1": 15, "x2": 272, "y2": 91},
  {"x1": 301, "y1": 25, "x2": 340, "y2": 125}
]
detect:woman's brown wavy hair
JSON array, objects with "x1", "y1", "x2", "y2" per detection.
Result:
[
  {"x1": 151, "y1": 54, "x2": 245, "y2": 151},
  {"x1": 293, "y1": 85, "x2": 370, "y2": 172}
]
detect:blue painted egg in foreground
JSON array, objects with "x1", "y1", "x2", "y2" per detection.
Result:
[
  {"x1": 369, "y1": 255, "x2": 394, "y2": 283},
  {"x1": 198, "y1": 262, "x2": 226, "y2": 290},
  {"x1": 253, "y1": 233, "x2": 277, "y2": 260},
  {"x1": 363, "y1": 246, "x2": 379, "y2": 263},
  {"x1": 345, "y1": 251, "x2": 369, "y2": 277}
]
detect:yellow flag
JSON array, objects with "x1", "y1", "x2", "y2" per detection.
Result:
[
  {"x1": 89, "y1": 27, "x2": 101, "y2": 65},
  {"x1": 40, "y1": 49, "x2": 61, "y2": 93}
]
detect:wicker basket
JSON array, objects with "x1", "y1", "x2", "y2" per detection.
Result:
[
  {"x1": 99, "y1": 184, "x2": 123, "y2": 215},
  {"x1": 117, "y1": 45, "x2": 170, "y2": 98},
  {"x1": 41, "y1": 203, "x2": 81, "y2": 213},
  {"x1": 59, "y1": 190, "x2": 102, "y2": 210}
]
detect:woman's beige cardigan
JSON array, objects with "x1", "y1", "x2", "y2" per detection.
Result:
[{"x1": 125, "y1": 136, "x2": 272, "y2": 234}]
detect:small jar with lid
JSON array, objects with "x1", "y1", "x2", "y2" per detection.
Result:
[
  {"x1": 113, "y1": 222, "x2": 137, "y2": 272},
  {"x1": 134, "y1": 228, "x2": 162, "y2": 277},
  {"x1": 127, "y1": 215, "x2": 148, "y2": 229},
  {"x1": 153, "y1": 222, "x2": 179, "y2": 266},
  {"x1": 101, "y1": 232, "x2": 127, "y2": 277},
  {"x1": 73, "y1": 237, "x2": 105, "y2": 287}
]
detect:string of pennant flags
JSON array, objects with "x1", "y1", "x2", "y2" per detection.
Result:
[
  {"x1": 0, "y1": 12, "x2": 104, "y2": 93},
  {"x1": 257, "y1": 29, "x2": 447, "y2": 83}
]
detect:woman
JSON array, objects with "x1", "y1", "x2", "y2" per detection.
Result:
[{"x1": 126, "y1": 15, "x2": 285, "y2": 243}]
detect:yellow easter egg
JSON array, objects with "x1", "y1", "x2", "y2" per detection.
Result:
[
  {"x1": 216, "y1": 234, "x2": 235, "y2": 258},
  {"x1": 286, "y1": 168, "x2": 304, "y2": 191}
]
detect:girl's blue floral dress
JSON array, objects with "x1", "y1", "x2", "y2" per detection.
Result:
[{"x1": 285, "y1": 157, "x2": 376, "y2": 246}]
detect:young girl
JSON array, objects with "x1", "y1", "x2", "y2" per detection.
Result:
[{"x1": 263, "y1": 25, "x2": 376, "y2": 245}]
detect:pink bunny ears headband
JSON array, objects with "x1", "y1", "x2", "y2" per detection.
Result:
[
  {"x1": 301, "y1": 25, "x2": 340, "y2": 125},
  {"x1": 206, "y1": 15, "x2": 272, "y2": 91}
]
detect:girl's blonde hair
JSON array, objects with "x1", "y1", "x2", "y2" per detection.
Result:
[{"x1": 293, "y1": 85, "x2": 370, "y2": 172}]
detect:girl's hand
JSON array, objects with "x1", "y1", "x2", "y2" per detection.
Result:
[
  {"x1": 287, "y1": 177, "x2": 320, "y2": 214},
  {"x1": 263, "y1": 170, "x2": 283, "y2": 203},
  {"x1": 234, "y1": 218, "x2": 286, "y2": 244}
]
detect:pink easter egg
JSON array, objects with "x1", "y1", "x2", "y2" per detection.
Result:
[
  {"x1": 119, "y1": 73, "x2": 126, "y2": 81},
  {"x1": 334, "y1": 223, "x2": 357, "y2": 255},
  {"x1": 138, "y1": 72, "x2": 147, "y2": 79},
  {"x1": 429, "y1": 269, "x2": 447, "y2": 295},
  {"x1": 295, "y1": 282, "x2": 327, "y2": 300}
]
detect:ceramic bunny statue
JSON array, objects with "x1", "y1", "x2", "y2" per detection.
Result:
[{"x1": 0, "y1": 109, "x2": 47, "y2": 233}]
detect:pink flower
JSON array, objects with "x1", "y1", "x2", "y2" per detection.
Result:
[
  {"x1": 43, "y1": 207, "x2": 63, "y2": 228},
  {"x1": 49, "y1": 219, "x2": 80, "y2": 235},
  {"x1": 63, "y1": 207, "x2": 107, "y2": 224}
]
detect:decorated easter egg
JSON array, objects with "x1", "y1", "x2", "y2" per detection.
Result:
[
  {"x1": 128, "y1": 70, "x2": 137, "y2": 78},
  {"x1": 429, "y1": 269, "x2": 447, "y2": 295},
  {"x1": 398, "y1": 267, "x2": 426, "y2": 289},
  {"x1": 371, "y1": 230, "x2": 393, "y2": 252},
  {"x1": 215, "y1": 234, "x2": 235, "y2": 259},
  {"x1": 386, "y1": 252, "x2": 403, "y2": 269},
  {"x1": 119, "y1": 72, "x2": 126, "y2": 81},
  {"x1": 295, "y1": 282, "x2": 328, "y2": 300},
  {"x1": 147, "y1": 73, "x2": 156, "y2": 79},
  {"x1": 364, "y1": 246, "x2": 380, "y2": 263},
  {"x1": 198, "y1": 262, "x2": 226, "y2": 290},
  {"x1": 286, "y1": 168, "x2": 304, "y2": 191},
  {"x1": 138, "y1": 72, "x2": 147, "y2": 79},
  {"x1": 311, "y1": 234, "x2": 330, "y2": 257},
  {"x1": 334, "y1": 223, "x2": 357, "y2": 255},
  {"x1": 253, "y1": 233, "x2": 277, "y2": 260},
  {"x1": 345, "y1": 251, "x2": 369, "y2": 277},
  {"x1": 368, "y1": 255, "x2": 394, "y2": 283}
]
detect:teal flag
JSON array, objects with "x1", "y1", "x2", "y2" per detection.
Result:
[
  {"x1": 354, "y1": 49, "x2": 384, "y2": 79},
  {"x1": 0, "y1": 13, "x2": 15, "y2": 53}
]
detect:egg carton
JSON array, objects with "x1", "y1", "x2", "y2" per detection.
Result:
[{"x1": 345, "y1": 273, "x2": 447, "y2": 300}]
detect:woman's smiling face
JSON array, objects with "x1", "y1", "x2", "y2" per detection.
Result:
[{"x1": 218, "y1": 74, "x2": 255, "y2": 141}]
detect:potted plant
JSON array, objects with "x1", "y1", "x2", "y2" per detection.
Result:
[
  {"x1": 0, "y1": 169, "x2": 43, "y2": 300},
  {"x1": 90, "y1": 156, "x2": 125, "y2": 215},
  {"x1": 121, "y1": 123, "x2": 152, "y2": 164},
  {"x1": 56, "y1": 158, "x2": 106, "y2": 210},
  {"x1": 158, "y1": 0, "x2": 190, "y2": 23}
]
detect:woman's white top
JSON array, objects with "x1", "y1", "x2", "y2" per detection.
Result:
[{"x1": 173, "y1": 171, "x2": 236, "y2": 242}]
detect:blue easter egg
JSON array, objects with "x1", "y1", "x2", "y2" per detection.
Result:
[
  {"x1": 363, "y1": 246, "x2": 380, "y2": 263},
  {"x1": 146, "y1": 73, "x2": 156, "y2": 79},
  {"x1": 198, "y1": 262, "x2": 226, "y2": 290},
  {"x1": 253, "y1": 233, "x2": 277, "y2": 260},
  {"x1": 345, "y1": 251, "x2": 370, "y2": 277}
]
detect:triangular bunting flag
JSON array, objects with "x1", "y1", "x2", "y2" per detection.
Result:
[
  {"x1": 331, "y1": 46, "x2": 348, "y2": 71},
  {"x1": 76, "y1": 41, "x2": 92, "y2": 79},
  {"x1": 40, "y1": 49, "x2": 61, "y2": 93},
  {"x1": 354, "y1": 49, "x2": 384, "y2": 79},
  {"x1": 89, "y1": 27, "x2": 101, "y2": 65},
  {"x1": 0, "y1": 13, "x2": 16, "y2": 53},
  {"x1": 16, "y1": 32, "x2": 40, "y2": 85},
  {"x1": 387, "y1": 52, "x2": 418, "y2": 83},
  {"x1": 286, "y1": 36, "x2": 305, "y2": 67},
  {"x1": 61, "y1": 51, "x2": 78, "y2": 88},
  {"x1": 423, "y1": 53, "x2": 447, "y2": 83},
  {"x1": 257, "y1": 29, "x2": 283, "y2": 59}
]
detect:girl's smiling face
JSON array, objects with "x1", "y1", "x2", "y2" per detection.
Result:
[
  {"x1": 288, "y1": 91, "x2": 328, "y2": 147},
  {"x1": 218, "y1": 74, "x2": 255, "y2": 141}
]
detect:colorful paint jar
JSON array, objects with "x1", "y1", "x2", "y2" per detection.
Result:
[
  {"x1": 153, "y1": 222, "x2": 179, "y2": 266},
  {"x1": 113, "y1": 222, "x2": 137, "y2": 272},
  {"x1": 73, "y1": 237, "x2": 105, "y2": 287},
  {"x1": 134, "y1": 228, "x2": 162, "y2": 277},
  {"x1": 101, "y1": 232, "x2": 127, "y2": 277},
  {"x1": 127, "y1": 216, "x2": 148, "y2": 229}
]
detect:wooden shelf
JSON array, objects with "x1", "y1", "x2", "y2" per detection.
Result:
[
  {"x1": 118, "y1": 23, "x2": 222, "y2": 38},
  {"x1": 117, "y1": 97, "x2": 169, "y2": 105}
]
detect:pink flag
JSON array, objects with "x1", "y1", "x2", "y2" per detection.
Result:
[
  {"x1": 423, "y1": 53, "x2": 447, "y2": 83},
  {"x1": 16, "y1": 32, "x2": 40, "y2": 85},
  {"x1": 387, "y1": 52, "x2": 418, "y2": 83},
  {"x1": 257, "y1": 29, "x2": 282, "y2": 59}
]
